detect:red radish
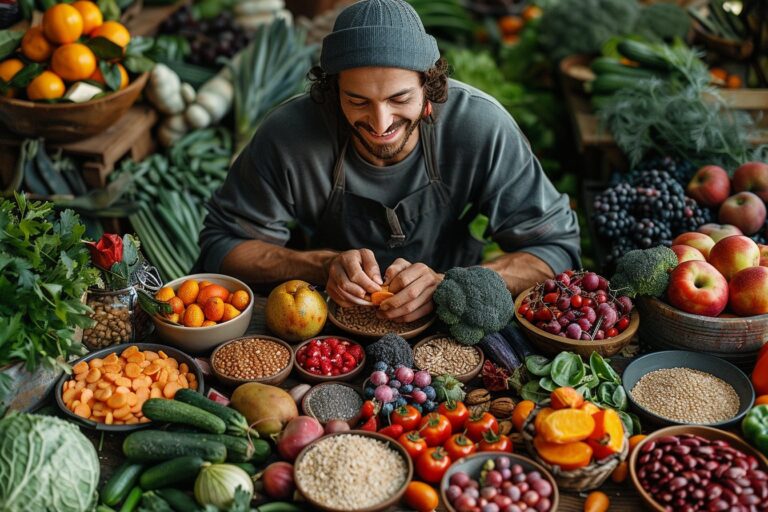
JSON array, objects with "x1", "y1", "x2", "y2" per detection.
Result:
[{"x1": 276, "y1": 416, "x2": 324, "y2": 461}]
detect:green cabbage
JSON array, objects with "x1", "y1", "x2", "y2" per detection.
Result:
[{"x1": 0, "y1": 413, "x2": 100, "y2": 512}]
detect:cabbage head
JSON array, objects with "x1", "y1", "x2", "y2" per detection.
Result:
[{"x1": 0, "y1": 413, "x2": 100, "y2": 512}]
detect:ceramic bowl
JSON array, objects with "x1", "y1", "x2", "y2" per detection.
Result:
[
  {"x1": 292, "y1": 335, "x2": 366, "y2": 384},
  {"x1": 412, "y1": 333, "x2": 484, "y2": 383},
  {"x1": 210, "y1": 335, "x2": 294, "y2": 387},
  {"x1": 301, "y1": 381, "x2": 364, "y2": 426}
]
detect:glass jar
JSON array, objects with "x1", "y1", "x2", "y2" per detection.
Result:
[{"x1": 82, "y1": 286, "x2": 150, "y2": 350}]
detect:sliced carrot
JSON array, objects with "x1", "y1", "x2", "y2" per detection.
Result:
[
  {"x1": 85, "y1": 368, "x2": 102, "y2": 383},
  {"x1": 178, "y1": 374, "x2": 189, "y2": 388},
  {"x1": 70, "y1": 399, "x2": 81, "y2": 412},
  {"x1": 139, "y1": 360, "x2": 150, "y2": 368},
  {"x1": 75, "y1": 380, "x2": 85, "y2": 391},
  {"x1": 74, "y1": 403, "x2": 91, "y2": 418},
  {"x1": 115, "y1": 385, "x2": 131, "y2": 395},
  {"x1": 92, "y1": 409, "x2": 106, "y2": 418},
  {"x1": 102, "y1": 363, "x2": 121, "y2": 374},
  {"x1": 63, "y1": 388, "x2": 77, "y2": 404},
  {"x1": 136, "y1": 387, "x2": 150, "y2": 401},
  {"x1": 130, "y1": 401, "x2": 143, "y2": 414},
  {"x1": 139, "y1": 417, "x2": 151, "y2": 423},
  {"x1": 105, "y1": 412, "x2": 114, "y2": 425},
  {"x1": 115, "y1": 376, "x2": 132, "y2": 388},
  {"x1": 126, "y1": 392, "x2": 138, "y2": 407},
  {"x1": 158, "y1": 350, "x2": 169, "y2": 359},
  {"x1": 104, "y1": 353, "x2": 119, "y2": 364},
  {"x1": 97, "y1": 381, "x2": 112, "y2": 389},
  {"x1": 126, "y1": 352, "x2": 145, "y2": 364},
  {"x1": 157, "y1": 369, "x2": 168, "y2": 387},
  {"x1": 89, "y1": 358, "x2": 103, "y2": 369},
  {"x1": 113, "y1": 405, "x2": 131, "y2": 419},
  {"x1": 121, "y1": 345, "x2": 139, "y2": 358},
  {"x1": 143, "y1": 363, "x2": 162, "y2": 376},
  {"x1": 124, "y1": 362, "x2": 141, "y2": 378},
  {"x1": 103, "y1": 372, "x2": 119, "y2": 383},
  {"x1": 168, "y1": 369, "x2": 179, "y2": 383},
  {"x1": 179, "y1": 363, "x2": 189, "y2": 374},
  {"x1": 75, "y1": 371, "x2": 88, "y2": 382},
  {"x1": 86, "y1": 382, "x2": 98, "y2": 391},
  {"x1": 107, "y1": 393, "x2": 128, "y2": 409},
  {"x1": 80, "y1": 388, "x2": 94, "y2": 403},
  {"x1": 150, "y1": 387, "x2": 162, "y2": 398},
  {"x1": 164, "y1": 358, "x2": 178, "y2": 370},
  {"x1": 94, "y1": 388, "x2": 113, "y2": 402},
  {"x1": 144, "y1": 350, "x2": 159, "y2": 361},
  {"x1": 73, "y1": 361, "x2": 89, "y2": 374},
  {"x1": 93, "y1": 402, "x2": 104, "y2": 412},
  {"x1": 163, "y1": 382, "x2": 181, "y2": 398},
  {"x1": 125, "y1": 417, "x2": 139, "y2": 425}
]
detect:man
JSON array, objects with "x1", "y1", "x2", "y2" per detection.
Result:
[{"x1": 198, "y1": 0, "x2": 580, "y2": 323}]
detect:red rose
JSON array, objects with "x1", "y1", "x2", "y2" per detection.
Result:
[{"x1": 87, "y1": 234, "x2": 123, "y2": 270}]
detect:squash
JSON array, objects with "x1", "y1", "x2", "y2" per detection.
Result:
[
  {"x1": 538, "y1": 409, "x2": 595, "y2": 444},
  {"x1": 533, "y1": 436, "x2": 593, "y2": 470},
  {"x1": 586, "y1": 409, "x2": 625, "y2": 459}
]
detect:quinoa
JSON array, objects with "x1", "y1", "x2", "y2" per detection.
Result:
[{"x1": 414, "y1": 336, "x2": 481, "y2": 375}]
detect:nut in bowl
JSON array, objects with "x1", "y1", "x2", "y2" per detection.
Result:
[
  {"x1": 151, "y1": 273, "x2": 254, "y2": 352},
  {"x1": 210, "y1": 335, "x2": 294, "y2": 387},
  {"x1": 294, "y1": 336, "x2": 366, "y2": 383}
]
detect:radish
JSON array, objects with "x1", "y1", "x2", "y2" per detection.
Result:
[{"x1": 276, "y1": 416, "x2": 324, "y2": 462}]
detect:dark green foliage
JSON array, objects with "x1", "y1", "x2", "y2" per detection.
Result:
[
  {"x1": 365, "y1": 333, "x2": 414, "y2": 369},
  {"x1": 634, "y1": 3, "x2": 691, "y2": 41},
  {"x1": 610, "y1": 246, "x2": 678, "y2": 298}
]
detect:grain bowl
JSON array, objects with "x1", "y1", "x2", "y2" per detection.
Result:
[
  {"x1": 210, "y1": 335, "x2": 293, "y2": 387},
  {"x1": 327, "y1": 300, "x2": 435, "y2": 340},
  {"x1": 412, "y1": 334, "x2": 484, "y2": 383}
]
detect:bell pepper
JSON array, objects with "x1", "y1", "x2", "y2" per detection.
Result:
[{"x1": 742, "y1": 405, "x2": 768, "y2": 456}]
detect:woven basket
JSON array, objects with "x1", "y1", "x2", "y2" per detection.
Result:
[{"x1": 521, "y1": 402, "x2": 629, "y2": 492}]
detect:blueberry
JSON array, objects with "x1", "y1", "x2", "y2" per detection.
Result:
[
  {"x1": 364, "y1": 386, "x2": 375, "y2": 399},
  {"x1": 395, "y1": 397, "x2": 407, "y2": 408},
  {"x1": 389, "y1": 379, "x2": 402, "y2": 389},
  {"x1": 423, "y1": 386, "x2": 436, "y2": 401},
  {"x1": 401, "y1": 384, "x2": 413, "y2": 394},
  {"x1": 373, "y1": 361, "x2": 387, "y2": 372},
  {"x1": 423, "y1": 400, "x2": 436, "y2": 412},
  {"x1": 381, "y1": 403, "x2": 394, "y2": 416}
]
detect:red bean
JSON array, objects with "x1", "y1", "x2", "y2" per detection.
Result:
[
  {"x1": 724, "y1": 480, "x2": 744, "y2": 495},
  {"x1": 712, "y1": 440, "x2": 729, "y2": 448},
  {"x1": 696, "y1": 446, "x2": 715, "y2": 457},
  {"x1": 728, "y1": 467, "x2": 748, "y2": 479},
  {"x1": 662, "y1": 455, "x2": 677, "y2": 466},
  {"x1": 741, "y1": 494, "x2": 761, "y2": 506},
  {"x1": 706, "y1": 483, "x2": 723, "y2": 500},
  {"x1": 641, "y1": 441, "x2": 656, "y2": 453},
  {"x1": 747, "y1": 457, "x2": 759, "y2": 471},
  {"x1": 658, "y1": 436, "x2": 680, "y2": 445},
  {"x1": 673, "y1": 445, "x2": 692, "y2": 456},
  {"x1": 722, "y1": 488, "x2": 738, "y2": 505},
  {"x1": 752, "y1": 470, "x2": 767, "y2": 481},
  {"x1": 682, "y1": 456, "x2": 698, "y2": 469},
  {"x1": 639, "y1": 454, "x2": 650, "y2": 465},
  {"x1": 653, "y1": 448, "x2": 664, "y2": 460},
  {"x1": 706, "y1": 461, "x2": 720, "y2": 471},
  {"x1": 660, "y1": 492, "x2": 673, "y2": 503},
  {"x1": 693, "y1": 489, "x2": 705, "y2": 500},
  {"x1": 736, "y1": 477, "x2": 752, "y2": 488},
  {"x1": 669, "y1": 477, "x2": 688, "y2": 491},
  {"x1": 708, "y1": 499, "x2": 730, "y2": 511},
  {"x1": 681, "y1": 438, "x2": 702, "y2": 447},
  {"x1": 716, "y1": 464, "x2": 730, "y2": 479}
]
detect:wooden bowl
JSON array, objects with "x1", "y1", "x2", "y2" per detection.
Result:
[
  {"x1": 292, "y1": 335, "x2": 366, "y2": 384},
  {"x1": 559, "y1": 54, "x2": 595, "y2": 92},
  {"x1": 637, "y1": 296, "x2": 768, "y2": 354},
  {"x1": 412, "y1": 333, "x2": 484, "y2": 384},
  {"x1": 301, "y1": 381, "x2": 364, "y2": 426},
  {"x1": 513, "y1": 287, "x2": 639, "y2": 358},
  {"x1": 210, "y1": 335, "x2": 294, "y2": 387},
  {"x1": 692, "y1": 20, "x2": 754, "y2": 61},
  {"x1": 629, "y1": 425, "x2": 768, "y2": 512},
  {"x1": 441, "y1": 451, "x2": 560, "y2": 512},
  {"x1": 327, "y1": 299, "x2": 436, "y2": 340},
  {"x1": 0, "y1": 72, "x2": 148, "y2": 142},
  {"x1": 293, "y1": 431, "x2": 413, "y2": 512}
]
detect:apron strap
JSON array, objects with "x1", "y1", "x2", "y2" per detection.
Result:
[
  {"x1": 421, "y1": 121, "x2": 441, "y2": 184},
  {"x1": 385, "y1": 207, "x2": 406, "y2": 248},
  {"x1": 331, "y1": 139, "x2": 349, "y2": 191}
]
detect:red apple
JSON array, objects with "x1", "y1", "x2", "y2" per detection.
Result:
[
  {"x1": 686, "y1": 165, "x2": 731, "y2": 207},
  {"x1": 732, "y1": 161, "x2": 768, "y2": 202},
  {"x1": 671, "y1": 244, "x2": 705, "y2": 264},
  {"x1": 667, "y1": 260, "x2": 729, "y2": 317},
  {"x1": 728, "y1": 266, "x2": 768, "y2": 316},
  {"x1": 708, "y1": 235, "x2": 760, "y2": 281},
  {"x1": 697, "y1": 223, "x2": 744, "y2": 243},
  {"x1": 718, "y1": 192, "x2": 767, "y2": 235},
  {"x1": 759, "y1": 244, "x2": 768, "y2": 267},
  {"x1": 672, "y1": 232, "x2": 715, "y2": 259}
]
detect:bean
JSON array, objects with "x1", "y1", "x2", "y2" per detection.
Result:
[
  {"x1": 692, "y1": 489, "x2": 705, "y2": 500},
  {"x1": 662, "y1": 455, "x2": 677, "y2": 466},
  {"x1": 706, "y1": 461, "x2": 720, "y2": 471},
  {"x1": 639, "y1": 454, "x2": 651, "y2": 464},
  {"x1": 706, "y1": 483, "x2": 723, "y2": 500},
  {"x1": 724, "y1": 480, "x2": 744, "y2": 495},
  {"x1": 673, "y1": 445, "x2": 692, "y2": 456},
  {"x1": 658, "y1": 436, "x2": 680, "y2": 446},
  {"x1": 722, "y1": 489, "x2": 739, "y2": 505},
  {"x1": 641, "y1": 441, "x2": 657, "y2": 453},
  {"x1": 681, "y1": 438, "x2": 702, "y2": 447},
  {"x1": 669, "y1": 477, "x2": 687, "y2": 491},
  {"x1": 708, "y1": 500, "x2": 730, "y2": 511}
]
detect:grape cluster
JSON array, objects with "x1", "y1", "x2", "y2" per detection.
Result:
[
  {"x1": 160, "y1": 8, "x2": 252, "y2": 67},
  {"x1": 364, "y1": 363, "x2": 437, "y2": 415},
  {"x1": 630, "y1": 156, "x2": 698, "y2": 187}
]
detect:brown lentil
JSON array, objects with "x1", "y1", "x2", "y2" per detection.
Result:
[
  {"x1": 295, "y1": 434, "x2": 408, "y2": 510},
  {"x1": 303, "y1": 383, "x2": 363, "y2": 423},
  {"x1": 413, "y1": 336, "x2": 481, "y2": 376},
  {"x1": 82, "y1": 290, "x2": 135, "y2": 349},
  {"x1": 335, "y1": 305, "x2": 430, "y2": 335},
  {"x1": 213, "y1": 338, "x2": 290, "y2": 379},
  {"x1": 630, "y1": 367, "x2": 740, "y2": 424}
]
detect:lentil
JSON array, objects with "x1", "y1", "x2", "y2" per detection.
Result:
[
  {"x1": 630, "y1": 367, "x2": 740, "y2": 424},
  {"x1": 414, "y1": 336, "x2": 481, "y2": 376},
  {"x1": 303, "y1": 383, "x2": 363, "y2": 423},
  {"x1": 335, "y1": 305, "x2": 430, "y2": 335},
  {"x1": 213, "y1": 338, "x2": 290, "y2": 380},
  {"x1": 295, "y1": 434, "x2": 408, "y2": 510}
]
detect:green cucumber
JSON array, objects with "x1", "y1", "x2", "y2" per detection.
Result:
[
  {"x1": 254, "y1": 503, "x2": 305, "y2": 512},
  {"x1": 142, "y1": 398, "x2": 226, "y2": 434},
  {"x1": 590, "y1": 57, "x2": 662, "y2": 79},
  {"x1": 177, "y1": 433, "x2": 271, "y2": 463},
  {"x1": 123, "y1": 430, "x2": 227, "y2": 463},
  {"x1": 155, "y1": 489, "x2": 201, "y2": 512},
  {"x1": 139, "y1": 456, "x2": 206, "y2": 490},
  {"x1": 174, "y1": 388, "x2": 257, "y2": 437},
  {"x1": 617, "y1": 40, "x2": 672, "y2": 70},
  {"x1": 586, "y1": 74, "x2": 653, "y2": 95},
  {"x1": 230, "y1": 462, "x2": 258, "y2": 475},
  {"x1": 118, "y1": 486, "x2": 142, "y2": 512},
  {"x1": 101, "y1": 462, "x2": 144, "y2": 507}
]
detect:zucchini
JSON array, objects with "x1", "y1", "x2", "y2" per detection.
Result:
[
  {"x1": 118, "y1": 486, "x2": 142, "y2": 512},
  {"x1": 590, "y1": 57, "x2": 662, "y2": 79},
  {"x1": 123, "y1": 430, "x2": 227, "y2": 462},
  {"x1": 585, "y1": 74, "x2": 653, "y2": 95},
  {"x1": 101, "y1": 462, "x2": 144, "y2": 507},
  {"x1": 142, "y1": 398, "x2": 227, "y2": 434},
  {"x1": 155, "y1": 488, "x2": 201, "y2": 512},
  {"x1": 175, "y1": 432, "x2": 270, "y2": 463},
  {"x1": 617, "y1": 40, "x2": 672, "y2": 70},
  {"x1": 139, "y1": 456, "x2": 206, "y2": 490},
  {"x1": 174, "y1": 388, "x2": 257, "y2": 437}
]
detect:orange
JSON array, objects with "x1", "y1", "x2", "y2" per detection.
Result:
[
  {"x1": 51, "y1": 43, "x2": 96, "y2": 82},
  {"x1": 726, "y1": 75, "x2": 742, "y2": 89},
  {"x1": 155, "y1": 286, "x2": 175, "y2": 302},
  {"x1": 197, "y1": 284, "x2": 230, "y2": 305},
  {"x1": 498, "y1": 15, "x2": 523, "y2": 36},
  {"x1": 221, "y1": 304, "x2": 241, "y2": 322},
  {"x1": 182, "y1": 304, "x2": 204, "y2": 327},
  {"x1": 165, "y1": 313, "x2": 180, "y2": 324},
  {"x1": 71, "y1": 1, "x2": 103, "y2": 35},
  {"x1": 90, "y1": 21, "x2": 131, "y2": 48},
  {"x1": 203, "y1": 297, "x2": 225, "y2": 322},
  {"x1": 755, "y1": 395, "x2": 768, "y2": 406},
  {"x1": 201, "y1": 320, "x2": 217, "y2": 327},
  {"x1": 167, "y1": 296, "x2": 184, "y2": 316},
  {"x1": 21, "y1": 27, "x2": 54, "y2": 62},
  {"x1": 512, "y1": 400, "x2": 535, "y2": 432},
  {"x1": 199, "y1": 280, "x2": 213, "y2": 289},
  {"x1": 89, "y1": 62, "x2": 128, "y2": 90},
  {"x1": 43, "y1": 4, "x2": 84, "y2": 44},
  {"x1": 0, "y1": 59, "x2": 24, "y2": 97},
  {"x1": 230, "y1": 289, "x2": 250, "y2": 311},
  {"x1": 177, "y1": 279, "x2": 199, "y2": 306},
  {"x1": 710, "y1": 67, "x2": 728, "y2": 82},
  {"x1": 521, "y1": 4, "x2": 542, "y2": 21},
  {"x1": 628, "y1": 434, "x2": 647, "y2": 455},
  {"x1": 26, "y1": 71, "x2": 65, "y2": 100}
]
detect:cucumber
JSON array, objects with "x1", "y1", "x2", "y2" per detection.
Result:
[
  {"x1": 617, "y1": 40, "x2": 672, "y2": 70},
  {"x1": 142, "y1": 398, "x2": 227, "y2": 434},
  {"x1": 173, "y1": 433, "x2": 271, "y2": 463},
  {"x1": 586, "y1": 74, "x2": 653, "y2": 95},
  {"x1": 230, "y1": 462, "x2": 258, "y2": 475},
  {"x1": 155, "y1": 489, "x2": 201, "y2": 512},
  {"x1": 590, "y1": 57, "x2": 662, "y2": 79},
  {"x1": 139, "y1": 456, "x2": 206, "y2": 490},
  {"x1": 123, "y1": 430, "x2": 227, "y2": 463},
  {"x1": 254, "y1": 503, "x2": 305, "y2": 512},
  {"x1": 174, "y1": 388, "x2": 256, "y2": 437},
  {"x1": 118, "y1": 487, "x2": 142, "y2": 512},
  {"x1": 101, "y1": 462, "x2": 144, "y2": 507}
]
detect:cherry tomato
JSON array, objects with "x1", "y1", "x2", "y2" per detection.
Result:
[
  {"x1": 444, "y1": 433, "x2": 477, "y2": 460},
  {"x1": 534, "y1": 308, "x2": 552, "y2": 322},
  {"x1": 378, "y1": 424, "x2": 404, "y2": 439},
  {"x1": 464, "y1": 412, "x2": 499, "y2": 443},
  {"x1": 583, "y1": 297, "x2": 595, "y2": 308},
  {"x1": 415, "y1": 447, "x2": 452, "y2": 484},
  {"x1": 391, "y1": 404, "x2": 422, "y2": 431},
  {"x1": 565, "y1": 270, "x2": 575, "y2": 277},
  {"x1": 437, "y1": 400, "x2": 469, "y2": 433},
  {"x1": 419, "y1": 413, "x2": 452, "y2": 447},
  {"x1": 606, "y1": 327, "x2": 619, "y2": 338},
  {"x1": 518, "y1": 303, "x2": 530, "y2": 315},
  {"x1": 617, "y1": 316, "x2": 630, "y2": 331},
  {"x1": 478, "y1": 431, "x2": 513, "y2": 453},
  {"x1": 398, "y1": 430, "x2": 427, "y2": 461},
  {"x1": 524, "y1": 309, "x2": 535, "y2": 322},
  {"x1": 596, "y1": 293, "x2": 608, "y2": 304},
  {"x1": 570, "y1": 294, "x2": 583, "y2": 308},
  {"x1": 543, "y1": 292, "x2": 559, "y2": 304},
  {"x1": 403, "y1": 481, "x2": 439, "y2": 512}
]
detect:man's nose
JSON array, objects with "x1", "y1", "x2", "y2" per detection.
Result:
[{"x1": 369, "y1": 103, "x2": 394, "y2": 135}]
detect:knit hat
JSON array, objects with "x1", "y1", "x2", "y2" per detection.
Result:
[{"x1": 320, "y1": 0, "x2": 440, "y2": 74}]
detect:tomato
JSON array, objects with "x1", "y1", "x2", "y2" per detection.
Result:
[
  {"x1": 444, "y1": 433, "x2": 477, "y2": 460},
  {"x1": 753, "y1": 353, "x2": 768, "y2": 395},
  {"x1": 478, "y1": 431, "x2": 513, "y2": 453},
  {"x1": 583, "y1": 297, "x2": 595, "y2": 308},
  {"x1": 518, "y1": 303, "x2": 530, "y2": 315},
  {"x1": 534, "y1": 308, "x2": 552, "y2": 322},
  {"x1": 606, "y1": 327, "x2": 619, "y2": 338},
  {"x1": 570, "y1": 294, "x2": 583, "y2": 308},
  {"x1": 437, "y1": 400, "x2": 469, "y2": 433},
  {"x1": 391, "y1": 404, "x2": 422, "y2": 431},
  {"x1": 403, "y1": 481, "x2": 439, "y2": 512},
  {"x1": 398, "y1": 430, "x2": 427, "y2": 461},
  {"x1": 543, "y1": 292, "x2": 559, "y2": 303},
  {"x1": 617, "y1": 316, "x2": 630, "y2": 331},
  {"x1": 415, "y1": 447, "x2": 452, "y2": 484},
  {"x1": 419, "y1": 413, "x2": 452, "y2": 447},
  {"x1": 465, "y1": 412, "x2": 498, "y2": 443},
  {"x1": 378, "y1": 424, "x2": 404, "y2": 439},
  {"x1": 524, "y1": 309, "x2": 535, "y2": 322},
  {"x1": 759, "y1": 342, "x2": 768, "y2": 362}
]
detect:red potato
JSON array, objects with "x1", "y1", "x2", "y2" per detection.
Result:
[
  {"x1": 262, "y1": 462, "x2": 295, "y2": 499},
  {"x1": 276, "y1": 416, "x2": 324, "y2": 462}
]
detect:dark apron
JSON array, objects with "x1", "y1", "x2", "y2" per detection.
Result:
[{"x1": 313, "y1": 121, "x2": 484, "y2": 273}]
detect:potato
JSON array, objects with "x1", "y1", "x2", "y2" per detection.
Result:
[{"x1": 230, "y1": 382, "x2": 298, "y2": 438}]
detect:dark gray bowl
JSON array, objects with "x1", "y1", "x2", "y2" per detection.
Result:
[{"x1": 622, "y1": 350, "x2": 754, "y2": 428}]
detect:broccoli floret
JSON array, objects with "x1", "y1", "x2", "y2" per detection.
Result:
[
  {"x1": 365, "y1": 332, "x2": 414, "y2": 369},
  {"x1": 433, "y1": 266, "x2": 514, "y2": 346},
  {"x1": 611, "y1": 246, "x2": 678, "y2": 298}
]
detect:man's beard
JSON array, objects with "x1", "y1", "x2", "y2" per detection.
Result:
[{"x1": 350, "y1": 112, "x2": 422, "y2": 163}]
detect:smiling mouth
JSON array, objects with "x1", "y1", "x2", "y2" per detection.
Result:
[{"x1": 357, "y1": 120, "x2": 406, "y2": 141}]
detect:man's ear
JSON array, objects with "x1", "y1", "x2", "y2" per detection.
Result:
[{"x1": 423, "y1": 100, "x2": 433, "y2": 118}]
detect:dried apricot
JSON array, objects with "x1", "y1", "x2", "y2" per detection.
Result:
[
  {"x1": 203, "y1": 297, "x2": 225, "y2": 322},
  {"x1": 230, "y1": 289, "x2": 250, "y2": 310},
  {"x1": 197, "y1": 284, "x2": 230, "y2": 305},
  {"x1": 221, "y1": 304, "x2": 241, "y2": 322},
  {"x1": 177, "y1": 279, "x2": 199, "y2": 306},
  {"x1": 155, "y1": 286, "x2": 175, "y2": 302},
  {"x1": 183, "y1": 304, "x2": 205, "y2": 327}
]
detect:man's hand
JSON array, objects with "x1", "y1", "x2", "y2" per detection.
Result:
[
  {"x1": 325, "y1": 249, "x2": 383, "y2": 307},
  {"x1": 378, "y1": 258, "x2": 443, "y2": 322}
]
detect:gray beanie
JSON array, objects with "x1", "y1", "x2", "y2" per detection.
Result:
[{"x1": 320, "y1": 0, "x2": 440, "y2": 74}]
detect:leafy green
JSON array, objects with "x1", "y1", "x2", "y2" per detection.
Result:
[
  {"x1": 526, "y1": 355, "x2": 552, "y2": 377},
  {"x1": 634, "y1": 3, "x2": 691, "y2": 42},
  {"x1": 0, "y1": 31, "x2": 23, "y2": 61},
  {"x1": 0, "y1": 194, "x2": 99, "y2": 370},
  {"x1": 521, "y1": 380, "x2": 549, "y2": 402},
  {"x1": 590, "y1": 351, "x2": 620, "y2": 384},
  {"x1": 550, "y1": 352, "x2": 585, "y2": 387}
]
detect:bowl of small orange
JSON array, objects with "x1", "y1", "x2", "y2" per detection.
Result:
[
  {"x1": 151, "y1": 273, "x2": 255, "y2": 353},
  {"x1": 0, "y1": 2, "x2": 146, "y2": 142}
]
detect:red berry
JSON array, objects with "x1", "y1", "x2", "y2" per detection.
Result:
[
  {"x1": 582, "y1": 297, "x2": 594, "y2": 308},
  {"x1": 570, "y1": 294, "x2": 583, "y2": 308},
  {"x1": 543, "y1": 292, "x2": 559, "y2": 304},
  {"x1": 617, "y1": 316, "x2": 630, "y2": 331},
  {"x1": 524, "y1": 310, "x2": 535, "y2": 322},
  {"x1": 342, "y1": 366, "x2": 351, "y2": 373},
  {"x1": 326, "y1": 337, "x2": 339, "y2": 348},
  {"x1": 534, "y1": 308, "x2": 552, "y2": 322},
  {"x1": 606, "y1": 327, "x2": 619, "y2": 338},
  {"x1": 331, "y1": 368, "x2": 340, "y2": 376},
  {"x1": 518, "y1": 303, "x2": 530, "y2": 315},
  {"x1": 342, "y1": 352, "x2": 357, "y2": 368},
  {"x1": 321, "y1": 360, "x2": 332, "y2": 374}
]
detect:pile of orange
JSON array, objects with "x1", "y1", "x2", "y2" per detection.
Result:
[
  {"x1": 495, "y1": 4, "x2": 542, "y2": 45},
  {"x1": 0, "y1": 2, "x2": 131, "y2": 101},
  {"x1": 155, "y1": 279, "x2": 251, "y2": 328}
]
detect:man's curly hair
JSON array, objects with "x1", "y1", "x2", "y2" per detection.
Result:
[{"x1": 308, "y1": 58, "x2": 450, "y2": 109}]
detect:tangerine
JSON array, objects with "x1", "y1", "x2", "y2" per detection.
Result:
[
  {"x1": 0, "y1": 59, "x2": 24, "y2": 97},
  {"x1": 498, "y1": 15, "x2": 523, "y2": 36},
  {"x1": 89, "y1": 62, "x2": 128, "y2": 90},
  {"x1": 167, "y1": 296, "x2": 184, "y2": 315},
  {"x1": 43, "y1": 4, "x2": 83, "y2": 44},
  {"x1": 197, "y1": 284, "x2": 230, "y2": 305},
  {"x1": 230, "y1": 289, "x2": 250, "y2": 310},
  {"x1": 26, "y1": 70, "x2": 65, "y2": 100},
  {"x1": 177, "y1": 279, "x2": 200, "y2": 306},
  {"x1": 155, "y1": 286, "x2": 175, "y2": 302},
  {"x1": 71, "y1": 1, "x2": 103, "y2": 35},
  {"x1": 90, "y1": 21, "x2": 130, "y2": 48},
  {"x1": 51, "y1": 43, "x2": 96, "y2": 82},
  {"x1": 203, "y1": 297, "x2": 225, "y2": 322},
  {"x1": 21, "y1": 27, "x2": 54, "y2": 62},
  {"x1": 165, "y1": 313, "x2": 180, "y2": 324},
  {"x1": 183, "y1": 304, "x2": 205, "y2": 327},
  {"x1": 201, "y1": 320, "x2": 217, "y2": 327},
  {"x1": 199, "y1": 280, "x2": 213, "y2": 289},
  {"x1": 221, "y1": 304, "x2": 241, "y2": 322}
]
